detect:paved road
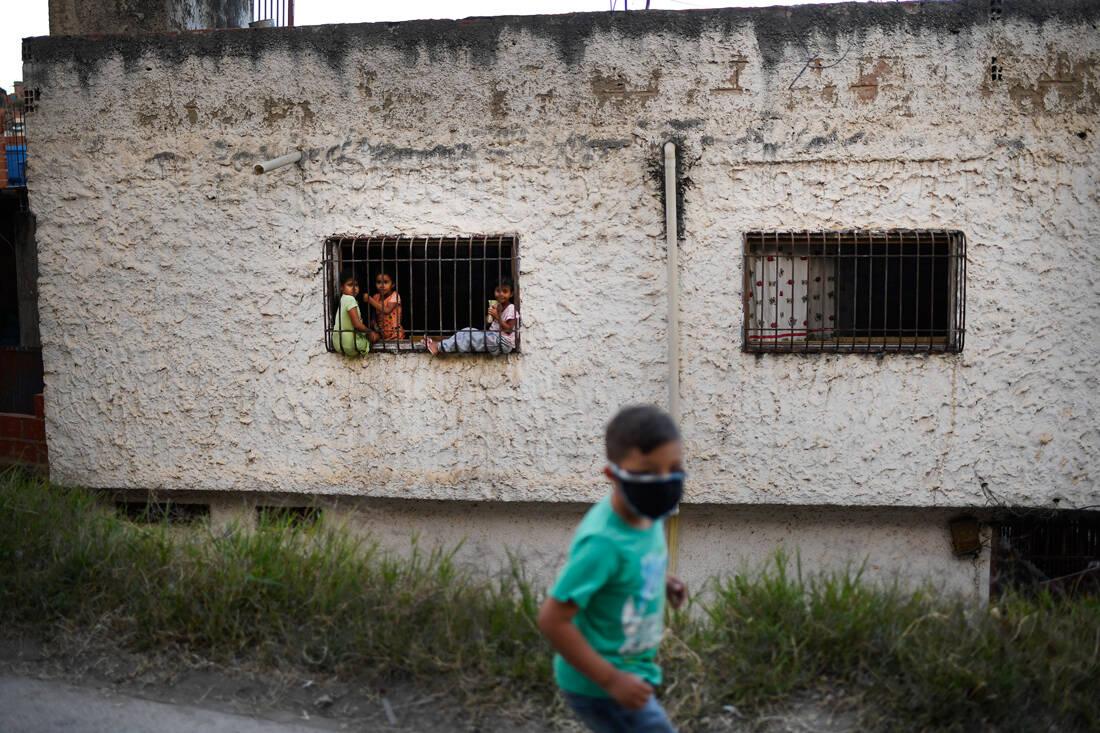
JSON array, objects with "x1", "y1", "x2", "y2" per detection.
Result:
[{"x1": 0, "y1": 675, "x2": 342, "y2": 733}]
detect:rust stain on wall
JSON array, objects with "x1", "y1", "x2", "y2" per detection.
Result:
[
  {"x1": 1007, "y1": 55, "x2": 1099, "y2": 112},
  {"x1": 263, "y1": 98, "x2": 315, "y2": 126},
  {"x1": 356, "y1": 69, "x2": 377, "y2": 98},
  {"x1": 710, "y1": 55, "x2": 748, "y2": 93},
  {"x1": 590, "y1": 71, "x2": 660, "y2": 104},
  {"x1": 850, "y1": 57, "x2": 892, "y2": 102},
  {"x1": 536, "y1": 90, "x2": 554, "y2": 114},
  {"x1": 490, "y1": 85, "x2": 508, "y2": 121}
]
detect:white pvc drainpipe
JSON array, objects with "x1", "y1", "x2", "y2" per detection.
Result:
[
  {"x1": 253, "y1": 150, "x2": 302, "y2": 175},
  {"x1": 663, "y1": 141, "x2": 681, "y2": 573},
  {"x1": 663, "y1": 141, "x2": 680, "y2": 421}
]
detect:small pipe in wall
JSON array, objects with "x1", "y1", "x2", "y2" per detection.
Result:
[
  {"x1": 663, "y1": 141, "x2": 680, "y2": 422},
  {"x1": 253, "y1": 151, "x2": 302, "y2": 175},
  {"x1": 663, "y1": 140, "x2": 682, "y2": 575}
]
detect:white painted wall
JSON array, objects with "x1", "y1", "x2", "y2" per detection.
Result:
[{"x1": 23, "y1": 3, "x2": 1100, "y2": 516}]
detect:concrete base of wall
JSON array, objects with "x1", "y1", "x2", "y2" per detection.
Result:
[
  {"x1": 107, "y1": 490, "x2": 990, "y2": 601},
  {"x1": 327, "y1": 499, "x2": 991, "y2": 602}
]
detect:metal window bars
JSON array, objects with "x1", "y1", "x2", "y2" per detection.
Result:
[
  {"x1": 743, "y1": 230, "x2": 966, "y2": 354},
  {"x1": 990, "y1": 515, "x2": 1100, "y2": 598},
  {"x1": 323, "y1": 234, "x2": 521, "y2": 354},
  {"x1": 251, "y1": 0, "x2": 293, "y2": 27}
]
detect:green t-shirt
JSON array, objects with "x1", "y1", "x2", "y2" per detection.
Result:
[
  {"x1": 334, "y1": 293, "x2": 369, "y2": 356},
  {"x1": 549, "y1": 495, "x2": 668, "y2": 698}
]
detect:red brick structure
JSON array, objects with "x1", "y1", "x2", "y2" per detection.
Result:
[{"x1": 0, "y1": 393, "x2": 47, "y2": 470}]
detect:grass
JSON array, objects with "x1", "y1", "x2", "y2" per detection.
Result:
[
  {"x1": 2, "y1": 469, "x2": 1098, "y2": 731},
  {"x1": 664, "y1": 553, "x2": 1100, "y2": 731}
]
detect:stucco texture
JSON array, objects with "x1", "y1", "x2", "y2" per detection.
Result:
[{"x1": 22, "y1": 1, "x2": 1100, "y2": 509}]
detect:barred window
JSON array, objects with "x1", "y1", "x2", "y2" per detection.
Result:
[
  {"x1": 323, "y1": 234, "x2": 520, "y2": 354},
  {"x1": 743, "y1": 230, "x2": 965, "y2": 353}
]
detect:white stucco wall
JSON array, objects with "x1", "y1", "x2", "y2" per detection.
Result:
[{"x1": 22, "y1": 1, "x2": 1100, "y2": 511}]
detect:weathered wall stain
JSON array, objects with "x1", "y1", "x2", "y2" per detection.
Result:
[
  {"x1": 1007, "y1": 54, "x2": 1099, "y2": 112},
  {"x1": 850, "y1": 57, "x2": 893, "y2": 102},
  {"x1": 590, "y1": 71, "x2": 660, "y2": 103},
  {"x1": 710, "y1": 56, "x2": 748, "y2": 94},
  {"x1": 489, "y1": 85, "x2": 508, "y2": 121},
  {"x1": 263, "y1": 98, "x2": 315, "y2": 126}
]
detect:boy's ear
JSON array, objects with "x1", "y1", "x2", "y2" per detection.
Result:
[{"x1": 602, "y1": 465, "x2": 617, "y2": 484}]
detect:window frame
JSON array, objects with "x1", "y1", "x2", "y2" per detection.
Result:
[
  {"x1": 322, "y1": 234, "x2": 521, "y2": 354},
  {"x1": 741, "y1": 229, "x2": 966, "y2": 354}
]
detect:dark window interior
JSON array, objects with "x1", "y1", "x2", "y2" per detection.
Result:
[
  {"x1": 991, "y1": 515, "x2": 1100, "y2": 598},
  {"x1": 116, "y1": 501, "x2": 210, "y2": 525},
  {"x1": 834, "y1": 236, "x2": 953, "y2": 339}
]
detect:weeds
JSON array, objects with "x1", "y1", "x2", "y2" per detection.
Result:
[
  {"x1": 1, "y1": 470, "x2": 1097, "y2": 731},
  {"x1": 665, "y1": 550, "x2": 1100, "y2": 731}
]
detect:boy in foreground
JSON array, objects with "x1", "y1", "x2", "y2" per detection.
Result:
[{"x1": 538, "y1": 405, "x2": 688, "y2": 732}]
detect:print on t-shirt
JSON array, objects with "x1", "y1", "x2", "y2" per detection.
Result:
[{"x1": 617, "y1": 550, "x2": 667, "y2": 656}]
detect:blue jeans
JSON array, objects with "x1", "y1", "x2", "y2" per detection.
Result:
[{"x1": 562, "y1": 690, "x2": 677, "y2": 733}]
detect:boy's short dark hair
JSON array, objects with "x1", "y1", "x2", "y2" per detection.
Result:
[
  {"x1": 605, "y1": 405, "x2": 680, "y2": 462},
  {"x1": 339, "y1": 271, "x2": 356, "y2": 285}
]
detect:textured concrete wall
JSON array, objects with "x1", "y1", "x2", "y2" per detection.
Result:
[
  {"x1": 22, "y1": 2, "x2": 1100, "y2": 517},
  {"x1": 48, "y1": 0, "x2": 250, "y2": 36},
  {"x1": 189, "y1": 492, "x2": 988, "y2": 599}
]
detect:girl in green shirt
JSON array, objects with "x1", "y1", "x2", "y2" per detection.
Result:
[{"x1": 333, "y1": 275, "x2": 377, "y2": 356}]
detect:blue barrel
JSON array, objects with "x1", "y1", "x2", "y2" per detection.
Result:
[{"x1": 5, "y1": 145, "x2": 27, "y2": 187}]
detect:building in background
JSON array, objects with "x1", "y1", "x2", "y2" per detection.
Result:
[
  {"x1": 47, "y1": 0, "x2": 252, "y2": 36},
  {"x1": 19, "y1": 0, "x2": 1100, "y2": 597},
  {"x1": 1, "y1": 0, "x2": 294, "y2": 469},
  {"x1": 1, "y1": 78, "x2": 45, "y2": 468}
]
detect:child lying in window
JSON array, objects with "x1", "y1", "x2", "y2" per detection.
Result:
[
  {"x1": 425, "y1": 279, "x2": 519, "y2": 356},
  {"x1": 333, "y1": 274, "x2": 378, "y2": 356}
]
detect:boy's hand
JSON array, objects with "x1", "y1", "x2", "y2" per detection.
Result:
[
  {"x1": 606, "y1": 670, "x2": 653, "y2": 711},
  {"x1": 666, "y1": 574, "x2": 687, "y2": 609}
]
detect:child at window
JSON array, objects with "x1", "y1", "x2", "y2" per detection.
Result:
[
  {"x1": 333, "y1": 274, "x2": 377, "y2": 356},
  {"x1": 424, "y1": 279, "x2": 519, "y2": 356},
  {"x1": 537, "y1": 405, "x2": 688, "y2": 733},
  {"x1": 365, "y1": 272, "x2": 404, "y2": 340}
]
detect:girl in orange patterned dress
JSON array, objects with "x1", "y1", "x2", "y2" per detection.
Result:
[{"x1": 365, "y1": 272, "x2": 404, "y2": 340}]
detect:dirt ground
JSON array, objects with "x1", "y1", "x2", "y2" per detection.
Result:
[{"x1": 0, "y1": 630, "x2": 856, "y2": 732}]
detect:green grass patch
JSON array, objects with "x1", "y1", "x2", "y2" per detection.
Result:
[
  {"x1": 664, "y1": 551, "x2": 1100, "y2": 731},
  {"x1": 2, "y1": 470, "x2": 1097, "y2": 730}
]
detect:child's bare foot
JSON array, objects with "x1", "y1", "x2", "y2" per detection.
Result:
[{"x1": 425, "y1": 337, "x2": 439, "y2": 356}]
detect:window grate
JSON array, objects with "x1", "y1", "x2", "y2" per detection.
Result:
[
  {"x1": 251, "y1": 0, "x2": 293, "y2": 27},
  {"x1": 116, "y1": 501, "x2": 210, "y2": 525},
  {"x1": 990, "y1": 515, "x2": 1100, "y2": 598},
  {"x1": 256, "y1": 505, "x2": 321, "y2": 528},
  {"x1": 323, "y1": 234, "x2": 520, "y2": 354},
  {"x1": 742, "y1": 230, "x2": 966, "y2": 354}
]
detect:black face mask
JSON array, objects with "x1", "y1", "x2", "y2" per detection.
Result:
[{"x1": 609, "y1": 463, "x2": 686, "y2": 520}]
